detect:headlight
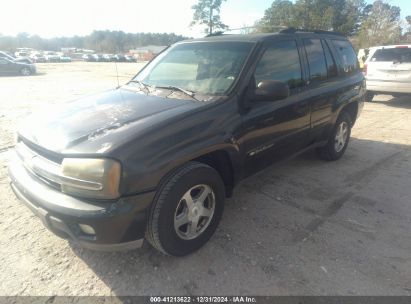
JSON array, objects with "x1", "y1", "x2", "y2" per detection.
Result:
[
  {"x1": 16, "y1": 142, "x2": 121, "y2": 199},
  {"x1": 60, "y1": 158, "x2": 121, "y2": 199}
]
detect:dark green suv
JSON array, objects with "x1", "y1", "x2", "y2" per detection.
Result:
[{"x1": 9, "y1": 29, "x2": 364, "y2": 256}]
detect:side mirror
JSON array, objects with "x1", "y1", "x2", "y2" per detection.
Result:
[{"x1": 254, "y1": 80, "x2": 290, "y2": 102}]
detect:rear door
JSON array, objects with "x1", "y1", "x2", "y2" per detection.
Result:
[
  {"x1": 366, "y1": 46, "x2": 411, "y2": 82},
  {"x1": 302, "y1": 38, "x2": 339, "y2": 139}
]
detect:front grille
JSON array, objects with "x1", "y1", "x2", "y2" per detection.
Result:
[{"x1": 16, "y1": 141, "x2": 62, "y2": 190}]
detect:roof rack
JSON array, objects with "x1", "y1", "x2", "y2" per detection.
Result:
[{"x1": 279, "y1": 27, "x2": 345, "y2": 37}]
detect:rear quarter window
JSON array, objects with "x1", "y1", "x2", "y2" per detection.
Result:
[{"x1": 331, "y1": 40, "x2": 359, "y2": 75}]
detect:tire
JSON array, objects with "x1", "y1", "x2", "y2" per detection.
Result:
[
  {"x1": 317, "y1": 111, "x2": 352, "y2": 161},
  {"x1": 146, "y1": 161, "x2": 225, "y2": 256},
  {"x1": 364, "y1": 91, "x2": 374, "y2": 102},
  {"x1": 20, "y1": 67, "x2": 31, "y2": 76}
]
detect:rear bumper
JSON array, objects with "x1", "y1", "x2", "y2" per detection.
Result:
[
  {"x1": 366, "y1": 79, "x2": 411, "y2": 94},
  {"x1": 8, "y1": 153, "x2": 155, "y2": 251}
]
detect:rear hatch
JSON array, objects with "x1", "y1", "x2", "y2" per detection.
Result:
[{"x1": 366, "y1": 46, "x2": 411, "y2": 82}]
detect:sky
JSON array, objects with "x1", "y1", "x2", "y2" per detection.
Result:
[{"x1": 0, "y1": 0, "x2": 410, "y2": 38}]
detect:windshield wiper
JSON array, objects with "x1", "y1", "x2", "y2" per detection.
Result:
[
  {"x1": 128, "y1": 80, "x2": 151, "y2": 93},
  {"x1": 155, "y1": 85, "x2": 200, "y2": 102}
]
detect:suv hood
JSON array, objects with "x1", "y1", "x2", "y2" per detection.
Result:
[{"x1": 19, "y1": 88, "x2": 199, "y2": 154}]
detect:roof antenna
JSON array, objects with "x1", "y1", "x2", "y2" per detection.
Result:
[{"x1": 114, "y1": 61, "x2": 120, "y2": 89}]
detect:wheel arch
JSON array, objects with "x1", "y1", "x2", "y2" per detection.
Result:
[
  {"x1": 191, "y1": 148, "x2": 239, "y2": 198},
  {"x1": 341, "y1": 100, "x2": 359, "y2": 126}
]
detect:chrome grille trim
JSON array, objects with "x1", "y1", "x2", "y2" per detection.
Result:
[{"x1": 15, "y1": 142, "x2": 103, "y2": 191}]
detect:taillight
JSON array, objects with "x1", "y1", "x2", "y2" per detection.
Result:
[
  {"x1": 395, "y1": 45, "x2": 408, "y2": 48},
  {"x1": 363, "y1": 64, "x2": 367, "y2": 76}
]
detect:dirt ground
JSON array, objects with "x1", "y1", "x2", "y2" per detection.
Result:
[{"x1": 0, "y1": 62, "x2": 410, "y2": 296}]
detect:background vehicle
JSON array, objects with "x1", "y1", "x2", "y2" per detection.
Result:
[
  {"x1": 364, "y1": 45, "x2": 411, "y2": 101},
  {"x1": 0, "y1": 58, "x2": 36, "y2": 76},
  {"x1": 82, "y1": 54, "x2": 95, "y2": 62},
  {"x1": 1, "y1": 51, "x2": 32, "y2": 64},
  {"x1": 9, "y1": 29, "x2": 364, "y2": 256},
  {"x1": 59, "y1": 55, "x2": 72, "y2": 62},
  {"x1": 102, "y1": 54, "x2": 115, "y2": 61},
  {"x1": 30, "y1": 53, "x2": 46, "y2": 63},
  {"x1": 114, "y1": 54, "x2": 126, "y2": 62},
  {"x1": 0, "y1": 51, "x2": 17, "y2": 61},
  {"x1": 92, "y1": 54, "x2": 105, "y2": 62},
  {"x1": 125, "y1": 55, "x2": 136, "y2": 62},
  {"x1": 44, "y1": 51, "x2": 60, "y2": 62}
]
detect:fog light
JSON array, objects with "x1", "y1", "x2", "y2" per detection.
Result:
[{"x1": 78, "y1": 224, "x2": 95, "y2": 235}]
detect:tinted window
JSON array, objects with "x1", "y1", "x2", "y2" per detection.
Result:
[
  {"x1": 371, "y1": 48, "x2": 411, "y2": 62},
  {"x1": 304, "y1": 39, "x2": 327, "y2": 81},
  {"x1": 322, "y1": 40, "x2": 338, "y2": 77},
  {"x1": 331, "y1": 40, "x2": 359, "y2": 74},
  {"x1": 254, "y1": 40, "x2": 303, "y2": 89}
]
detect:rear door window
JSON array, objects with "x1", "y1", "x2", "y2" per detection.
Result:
[
  {"x1": 303, "y1": 38, "x2": 327, "y2": 81},
  {"x1": 370, "y1": 48, "x2": 411, "y2": 62},
  {"x1": 254, "y1": 40, "x2": 303, "y2": 90},
  {"x1": 322, "y1": 40, "x2": 338, "y2": 77},
  {"x1": 331, "y1": 40, "x2": 359, "y2": 75}
]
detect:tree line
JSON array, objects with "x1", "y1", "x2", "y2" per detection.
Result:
[
  {"x1": 1, "y1": 0, "x2": 410, "y2": 52},
  {"x1": 256, "y1": 0, "x2": 410, "y2": 48},
  {"x1": 190, "y1": 0, "x2": 411, "y2": 49},
  {"x1": 0, "y1": 31, "x2": 187, "y2": 53}
]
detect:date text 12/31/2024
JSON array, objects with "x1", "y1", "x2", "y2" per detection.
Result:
[{"x1": 149, "y1": 296, "x2": 257, "y2": 303}]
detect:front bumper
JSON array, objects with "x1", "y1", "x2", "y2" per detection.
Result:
[{"x1": 8, "y1": 154, "x2": 155, "y2": 251}]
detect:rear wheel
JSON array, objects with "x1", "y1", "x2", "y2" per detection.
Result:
[
  {"x1": 146, "y1": 162, "x2": 225, "y2": 256},
  {"x1": 317, "y1": 111, "x2": 352, "y2": 161},
  {"x1": 20, "y1": 67, "x2": 31, "y2": 76}
]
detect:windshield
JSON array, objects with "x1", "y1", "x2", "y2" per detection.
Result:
[
  {"x1": 133, "y1": 41, "x2": 253, "y2": 95},
  {"x1": 371, "y1": 48, "x2": 411, "y2": 62}
]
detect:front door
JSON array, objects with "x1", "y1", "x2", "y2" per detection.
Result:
[{"x1": 239, "y1": 39, "x2": 311, "y2": 177}]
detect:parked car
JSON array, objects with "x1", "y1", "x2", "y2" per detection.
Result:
[
  {"x1": 30, "y1": 53, "x2": 47, "y2": 63},
  {"x1": 102, "y1": 54, "x2": 114, "y2": 61},
  {"x1": 8, "y1": 29, "x2": 364, "y2": 256},
  {"x1": 82, "y1": 54, "x2": 95, "y2": 62},
  {"x1": 44, "y1": 51, "x2": 60, "y2": 62},
  {"x1": 59, "y1": 55, "x2": 72, "y2": 62},
  {"x1": 125, "y1": 55, "x2": 136, "y2": 62},
  {"x1": 92, "y1": 54, "x2": 105, "y2": 62},
  {"x1": 364, "y1": 45, "x2": 411, "y2": 101},
  {"x1": 0, "y1": 51, "x2": 17, "y2": 61},
  {"x1": 113, "y1": 54, "x2": 126, "y2": 62},
  {"x1": 0, "y1": 57, "x2": 36, "y2": 76},
  {"x1": 1, "y1": 51, "x2": 32, "y2": 64},
  {"x1": 14, "y1": 51, "x2": 30, "y2": 58}
]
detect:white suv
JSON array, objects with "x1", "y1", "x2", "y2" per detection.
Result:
[{"x1": 364, "y1": 45, "x2": 411, "y2": 101}]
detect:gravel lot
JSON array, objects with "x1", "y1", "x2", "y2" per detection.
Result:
[{"x1": 0, "y1": 62, "x2": 410, "y2": 296}]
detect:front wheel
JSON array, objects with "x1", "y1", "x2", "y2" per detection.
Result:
[
  {"x1": 146, "y1": 162, "x2": 225, "y2": 256},
  {"x1": 20, "y1": 67, "x2": 31, "y2": 76},
  {"x1": 317, "y1": 111, "x2": 352, "y2": 161}
]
